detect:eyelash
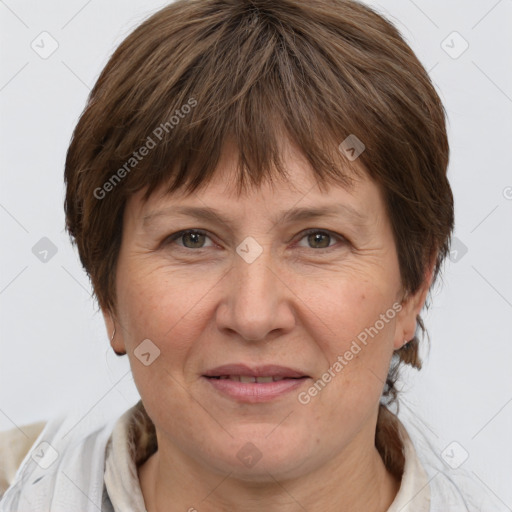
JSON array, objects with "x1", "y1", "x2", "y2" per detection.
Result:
[{"x1": 163, "y1": 228, "x2": 348, "y2": 253}]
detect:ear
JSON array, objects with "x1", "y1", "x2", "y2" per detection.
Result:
[
  {"x1": 393, "y1": 254, "x2": 436, "y2": 350},
  {"x1": 101, "y1": 307, "x2": 126, "y2": 355}
]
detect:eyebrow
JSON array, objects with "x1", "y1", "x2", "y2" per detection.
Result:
[{"x1": 142, "y1": 204, "x2": 367, "y2": 229}]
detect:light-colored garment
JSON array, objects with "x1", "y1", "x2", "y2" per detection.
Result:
[
  {"x1": 0, "y1": 411, "x2": 117, "y2": 511},
  {"x1": 0, "y1": 420, "x2": 46, "y2": 496},
  {"x1": 0, "y1": 401, "x2": 502, "y2": 511}
]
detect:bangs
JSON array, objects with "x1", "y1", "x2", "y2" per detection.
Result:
[{"x1": 89, "y1": 1, "x2": 372, "y2": 207}]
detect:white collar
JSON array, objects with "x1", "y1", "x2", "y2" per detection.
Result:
[{"x1": 387, "y1": 418, "x2": 431, "y2": 511}]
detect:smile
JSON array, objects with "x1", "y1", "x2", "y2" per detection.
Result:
[
  {"x1": 208, "y1": 375, "x2": 300, "y2": 383},
  {"x1": 202, "y1": 364, "x2": 310, "y2": 402}
]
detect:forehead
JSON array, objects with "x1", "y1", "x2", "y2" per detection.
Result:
[
  {"x1": 126, "y1": 182, "x2": 384, "y2": 247},
  {"x1": 131, "y1": 137, "x2": 374, "y2": 217}
]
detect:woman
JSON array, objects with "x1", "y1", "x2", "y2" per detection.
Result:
[{"x1": 0, "y1": 0, "x2": 503, "y2": 511}]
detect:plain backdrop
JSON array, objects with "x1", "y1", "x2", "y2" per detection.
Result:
[{"x1": 1, "y1": 0, "x2": 511, "y2": 506}]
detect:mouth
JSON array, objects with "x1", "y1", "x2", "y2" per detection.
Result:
[
  {"x1": 202, "y1": 364, "x2": 310, "y2": 403},
  {"x1": 207, "y1": 375, "x2": 302, "y2": 383}
]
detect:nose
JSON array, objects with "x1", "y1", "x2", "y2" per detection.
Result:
[{"x1": 215, "y1": 243, "x2": 296, "y2": 342}]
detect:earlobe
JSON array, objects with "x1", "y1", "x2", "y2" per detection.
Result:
[
  {"x1": 101, "y1": 308, "x2": 115, "y2": 333},
  {"x1": 101, "y1": 308, "x2": 126, "y2": 356},
  {"x1": 393, "y1": 255, "x2": 436, "y2": 350},
  {"x1": 393, "y1": 293, "x2": 419, "y2": 350}
]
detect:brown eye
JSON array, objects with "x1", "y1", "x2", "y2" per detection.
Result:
[
  {"x1": 307, "y1": 232, "x2": 331, "y2": 249},
  {"x1": 182, "y1": 231, "x2": 206, "y2": 248},
  {"x1": 296, "y1": 229, "x2": 346, "y2": 251},
  {"x1": 165, "y1": 230, "x2": 213, "y2": 249}
]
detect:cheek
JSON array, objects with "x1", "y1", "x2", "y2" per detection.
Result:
[
  {"x1": 115, "y1": 264, "x2": 211, "y2": 413},
  {"x1": 305, "y1": 274, "x2": 396, "y2": 354},
  {"x1": 116, "y1": 260, "x2": 218, "y2": 355},
  {"x1": 301, "y1": 276, "x2": 398, "y2": 408}
]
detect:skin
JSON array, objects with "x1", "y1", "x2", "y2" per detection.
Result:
[{"x1": 102, "y1": 137, "x2": 433, "y2": 512}]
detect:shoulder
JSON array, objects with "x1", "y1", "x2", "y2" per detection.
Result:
[
  {"x1": 397, "y1": 414, "x2": 510, "y2": 512},
  {"x1": 0, "y1": 421, "x2": 47, "y2": 497},
  {"x1": 0, "y1": 412, "x2": 118, "y2": 511}
]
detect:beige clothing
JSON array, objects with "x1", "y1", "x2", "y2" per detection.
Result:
[{"x1": 0, "y1": 421, "x2": 46, "y2": 495}]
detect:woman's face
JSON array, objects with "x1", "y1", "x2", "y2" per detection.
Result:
[{"x1": 106, "y1": 140, "x2": 428, "y2": 481}]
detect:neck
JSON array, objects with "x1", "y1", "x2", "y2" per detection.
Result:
[{"x1": 138, "y1": 427, "x2": 401, "y2": 512}]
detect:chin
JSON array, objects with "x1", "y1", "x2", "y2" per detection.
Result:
[{"x1": 203, "y1": 428, "x2": 317, "y2": 482}]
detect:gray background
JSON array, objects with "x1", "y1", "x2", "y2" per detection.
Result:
[{"x1": 1, "y1": 0, "x2": 511, "y2": 506}]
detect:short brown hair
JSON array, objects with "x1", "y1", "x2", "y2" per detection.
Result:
[{"x1": 64, "y1": 0, "x2": 454, "y2": 470}]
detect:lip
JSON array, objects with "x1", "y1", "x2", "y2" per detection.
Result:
[
  {"x1": 202, "y1": 364, "x2": 310, "y2": 403},
  {"x1": 203, "y1": 364, "x2": 308, "y2": 379}
]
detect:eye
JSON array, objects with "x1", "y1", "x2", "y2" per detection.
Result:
[
  {"x1": 164, "y1": 229, "x2": 214, "y2": 250},
  {"x1": 162, "y1": 228, "x2": 347, "y2": 252},
  {"x1": 295, "y1": 229, "x2": 347, "y2": 251}
]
